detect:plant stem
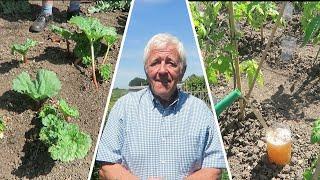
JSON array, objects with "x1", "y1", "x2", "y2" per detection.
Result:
[
  {"x1": 313, "y1": 156, "x2": 320, "y2": 180},
  {"x1": 102, "y1": 43, "x2": 110, "y2": 65},
  {"x1": 23, "y1": 55, "x2": 28, "y2": 63},
  {"x1": 245, "y1": 2, "x2": 286, "y2": 100},
  {"x1": 228, "y1": 1, "x2": 244, "y2": 118},
  {"x1": 260, "y1": 24, "x2": 264, "y2": 42},
  {"x1": 91, "y1": 42, "x2": 98, "y2": 89}
]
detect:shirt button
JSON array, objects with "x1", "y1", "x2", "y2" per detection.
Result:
[
  {"x1": 161, "y1": 160, "x2": 166, "y2": 164},
  {"x1": 161, "y1": 138, "x2": 166, "y2": 141}
]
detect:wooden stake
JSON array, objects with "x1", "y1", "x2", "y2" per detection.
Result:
[
  {"x1": 227, "y1": 2, "x2": 244, "y2": 119},
  {"x1": 245, "y1": 2, "x2": 287, "y2": 100}
]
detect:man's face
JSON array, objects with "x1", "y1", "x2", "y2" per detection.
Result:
[{"x1": 145, "y1": 44, "x2": 182, "y2": 101}]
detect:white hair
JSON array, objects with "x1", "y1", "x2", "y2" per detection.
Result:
[{"x1": 143, "y1": 33, "x2": 187, "y2": 79}]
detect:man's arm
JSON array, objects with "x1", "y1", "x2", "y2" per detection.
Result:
[
  {"x1": 99, "y1": 162, "x2": 139, "y2": 180},
  {"x1": 184, "y1": 168, "x2": 222, "y2": 180}
]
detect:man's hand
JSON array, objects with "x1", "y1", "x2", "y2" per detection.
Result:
[
  {"x1": 99, "y1": 163, "x2": 139, "y2": 180},
  {"x1": 184, "y1": 168, "x2": 222, "y2": 180}
]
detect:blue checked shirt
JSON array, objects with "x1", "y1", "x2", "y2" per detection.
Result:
[{"x1": 96, "y1": 87, "x2": 226, "y2": 180}]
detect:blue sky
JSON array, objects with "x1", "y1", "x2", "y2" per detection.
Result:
[{"x1": 113, "y1": 0, "x2": 203, "y2": 89}]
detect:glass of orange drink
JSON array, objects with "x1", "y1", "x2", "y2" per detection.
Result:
[{"x1": 266, "y1": 125, "x2": 292, "y2": 165}]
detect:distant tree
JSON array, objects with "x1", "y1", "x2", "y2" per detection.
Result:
[
  {"x1": 129, "y1": 77, "x2": 148, "y2": 87},
  {"x1": 183, "y1": 74, "x2": 206, "y2": 91}
]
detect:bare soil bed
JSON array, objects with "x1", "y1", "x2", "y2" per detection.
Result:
[
  {"x1": 0, "y1": 1, "x2": 128, "y2": 179},
  {"x1": 211, "y1": 10, "x2": 320, "y2": 180}
]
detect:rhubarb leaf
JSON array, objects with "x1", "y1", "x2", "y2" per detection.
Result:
[
  {"x1": 58, "y1": 99, "x2": 79, "y2": 118},
  {"x1": 11, "y1": 38, "x2": 37, "y2": 56},
  {"x1": 12, "y1": 69, "x2": 61, "y2": 101}
]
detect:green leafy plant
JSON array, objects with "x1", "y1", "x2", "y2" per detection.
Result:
[
  {"x1": 303, "y1": 118, "x2": 320, "y2": 180},
  {"x1": 39, "y1": 114, "x2": 92, "y2": 162},
  {"x1": 311, "y1": 119, "x2": 320, "y2": 144},
  {"x1": 51, "y1": 25, "x2": 73, "y2": 53},
  {"x1": 191, "y1": 2, "x2": 286, "y2": 119},
  {"x1": 88, "y1": 0, "x2": 131, "y2": 14},
  {"x1": 38, "y1": 99, "x2": 90, "y2": 162},
  {"x1": 191, "y1": 3, "x2": 264, "y2": 89},
  {"x1": 52, "y1": 16, "x2": 117, "y2": 88},
  {"x1": 58, "y1": 99, "x2": 79, "y2": 119},
  {"x1": 99, "y1": 64, "x2": 112, "y2": 81},
  {"x1": 240, "y1": 60, "x2": 264, "y2": 88},
  {"x1": 221, "y1": 169, "x2": 230, "y2": 180},
  {"x1": 102, "y1": 32, "x2": 118, "y2": 64},
  {"x1": 234, "y1": 2, "x2": 279, "y2": 41},
  {"x1": 12, "y1": 69, "x2": 61, "y2": 101},
  {"x1": 302, "y1": 15, "x2": 320, "y2": 46},
  {"x1": 39, "y1": 99, "x2": 79, "y2": 119},
  {"x1": 183, "y1": 74, "x2": 206, "y2": 92},
  {"x1": 69, "y1": 16, "x2": 111, "y2": 88},
  {"x1": 0, "y1": 117, "x2": 6, "y2": 139},
  {"x1": 301, "y1": 2, "x2": 320, "y2": 33},
  {"x1": 11, "y1": 38, "x2": 37, "y2": 63},
  {"x1": 301, "y1": 2, "x2": 320, "y2": 63},
  {"x1": 206, "y1": 44, "x2": 237, "y2": 85},
  {"x1": 39, "y1": 104, "x2": 57, "y2": 119}
]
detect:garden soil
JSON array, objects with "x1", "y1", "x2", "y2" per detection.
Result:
[
  {"x1": 211, "y1": 9, "x2": 320, "y2": 180},
  {"x1": 0, "y1": 1, "x2": 128, "y2": 179}
]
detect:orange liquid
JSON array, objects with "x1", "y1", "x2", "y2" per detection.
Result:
[{"x1": 267, "y1": 141, "x2": 291, "y2": 165}]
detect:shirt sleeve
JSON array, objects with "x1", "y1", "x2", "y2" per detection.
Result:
[
  {"x1": 202, "y1": 105, "x2": 227, "y2": 169},
  {"x1": 96, "y1": 96, "x2": 127, "y2": 164}
]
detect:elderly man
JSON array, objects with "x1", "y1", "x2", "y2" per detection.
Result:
[{"x1": 96, "y1": 33, "x2": 226, "y2": 180}]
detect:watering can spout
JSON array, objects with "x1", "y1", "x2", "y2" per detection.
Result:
[{"x1": 214, "y1": 89, "x2": 242, "y2": 117}]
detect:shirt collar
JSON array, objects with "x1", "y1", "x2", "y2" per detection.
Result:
[{"x1": 147, "y1": 86, "x2": 181, "y2": 111}]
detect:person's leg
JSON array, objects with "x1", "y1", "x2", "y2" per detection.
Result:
[
  {"x1": 68, "y1": 0, "x2": 80, "y2": 12},
  {"x1": 29, "y1": 0, "x2": 54, "y2": 33},
  {"x1": 42, "y1": 0, "x2": 53, "y2": 15},
  {"x1": 67, "y1": 0, "x2": 82, "y2": 20}
]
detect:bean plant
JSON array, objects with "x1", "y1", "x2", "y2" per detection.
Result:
[
  {"x1": 190, "y1": 2, "x2": 264, "y2": 89},
  {"x1": 303, "y1": 118, "x2": 320, "y2": 180},
  {"x1": 301, "y1": 2, "x2": 320, "y2": 63}
]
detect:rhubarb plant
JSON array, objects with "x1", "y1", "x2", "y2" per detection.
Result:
[
  {"x1": 51, "y1": 25, "x2": 73, "y2": 53},
  {"x1": 102, "y1": 32, "x2": 118, "y2": 64},
  {"x1": 39, "y1": 99, "x2": 79, "y2": 119},
  {"x1": 38, "y1": 99, "x2": 90, "y2": 162},
  {"x1": 99, "y1": 64, "x2": 112, "y2": 81},
  {"x1": 39, "y1": 114, "x2": 92, "y2": 162},
  {"x1": 52, "y1": 16, "x2": 117, "y2": 88},
  {"x1": 11, "y1": 38, "x2": 37, "y2": 63},
  {"x1": 51, "y1": 25, "x2": 98, "y2": 66},
  {"x1": 58, "y1": 99, "x2": 79, "y2": 119},
  {"x1": 12, "y1": 69, "x2": 61, "y2": 101},
  {"x1": 88, "y1": 0, "x2": 131, "y2": 14},
  {"x1": 69, "y1": 16, "x2": 116, "y2": 88}
]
